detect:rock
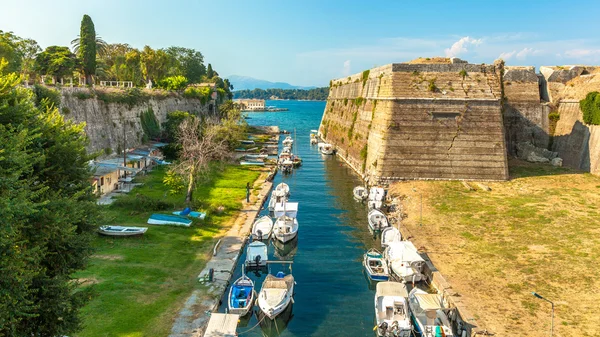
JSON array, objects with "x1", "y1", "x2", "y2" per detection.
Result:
[
  {"x1": 551, "y1": 157, "x2": 563, "y2": 167},
  {"x1": 527, "y1": 152, "x2": 550, "y2": 163}
]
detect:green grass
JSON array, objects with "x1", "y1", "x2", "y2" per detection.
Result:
[{"x1": 74, "y1": 164, "x2": 260, "y2": 337}]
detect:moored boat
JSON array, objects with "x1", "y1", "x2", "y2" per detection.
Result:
[
  {"x1": 381, "y1": 227, "x2": 402, "y2": 248},
  {"x1": 368, "y1": 209, "x2": 390, "y2": 232},
  {"x1": 363, "y1": 249, "x2": 390, "y2": 282},
  {"x1": 318, "y1": 143, "x2": 335, "y2": 155},
  {"x1": 98, "y1": 225, "x2": 147, "y2": 236},
  {"x1": 257, "y1": 272, "x2": 295, "y2": 319},
  {"x1": 273, "y1": 215, "x2": 299, "y2": 243},
  {"x1": 408, "y1": 288, "x2": 454, "y2": 337},
  {"x1": 273, "y1": 202, "x2": 298, "y2": 218},
  {"x1": 275, "y1": 183, "x2": 290, "y2": 197},
  {"x1": 384, "y1": 241, "x2": 426, "y2": 283},
  {"x1": 245, "y1": 241, "x2": 268, "y2": 268},
  {"x1": 375, "y1": 282, "x2": 412, "y2": 337},
  {"x1": 251, "y1": 215, "x2": 274, "y2": 240},
  {"x1": 147, "y1": 213, "x2": 193, "y2": 227},
  {"x1": 353, "y1": 186, "x2": 368, "y2": 200},
  {"x1": 368, "y1": 187, "x2": 386, "y2": 210},
  {"x1": 228, "y1": 273, "x2": 255, "y2": 316}
]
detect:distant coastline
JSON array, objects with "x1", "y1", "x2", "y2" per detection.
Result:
[{"x1": 233, "y1": 87, "x2": 328, "y2": 101}]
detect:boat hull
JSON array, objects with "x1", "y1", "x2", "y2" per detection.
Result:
[
  {"x1": 97, "y1": 226, "x2": 147, "y2": 236},
  {"x1": 258, "y1": 283, "x2": 294, "y2": 319}
]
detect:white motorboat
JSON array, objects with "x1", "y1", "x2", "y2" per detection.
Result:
[
  {"x1": 98, "y1": 225, "x2": 147, "y2": 236},
  {"x1": 384, "y1": 241, "x2": 425, "y2": 283},
  {"x1": 245, "y1": 241, "x2": 268, "y2": 268},
  {"x1": 275, "y1": 183, "x2": 290, "y2": 197},
  {"x1": 258, "y1": 272, "x2": 295, "y2": 320},
  {"x1": 282, "y1": 146, "x2": 292, "y2": 154},
  {"x1": 408, "y1": 288, "x2": 454, "y2": 337},
  {"x1": 381, "y1": 227, "x2": 402, "y2": 248},
  {"x1": 368, "y1": 187, "x2": 386, "y2": 209},
  {"x1": 353, "y1": 186, "x2": 368, "y2": 200},
  {"x1": 273, "y1": 202, "x2": 298, "y2": 218},
  {"x1": 268, "y1": 188, "x2": 288, "y2": 212},
  {"x1": 364, "y1": 249, "x2": 390, "y2": 282},
  {"x1": 375, "y1": 282, "x2": 412, "y2": 337},
  {"x1": 251, "y1": 215, "x2": 274, "y2": 240},
  {"x1": 282, "y1": 137, "x2": 293, "y2": 147},
  {"x1": 228, "y1": 272, "x2": 255, "y2": 316},
  {"x1": 368, "y1": 209, "x2": 390, "y2": 232},
  {"x1": 310, "y1": 137, "x2": 318, "y2": 145},
  {"x1": 273, "y1": 215, "x2": 299, "y2": 243},
  {"x1": 280, "y1": 159, "x2": 293, "y2": 174},
  {"x1": 318, "y1": 143, "x2": 335, "y2": 155}
]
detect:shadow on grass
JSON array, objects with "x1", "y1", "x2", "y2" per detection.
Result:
[{"x1": 508, "y1": 157, "x2": 580, "y2": 179}]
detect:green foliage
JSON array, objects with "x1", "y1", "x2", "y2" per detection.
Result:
[
  {"x1": 103, "y1": 147, "x2": 112, "y2": 155},
  {"x1": 343, "y1": 98, "x2": 348, "y2": 106},
  {"x1": 165, "y1": 46, "x2": 205, "y2": 83},
  {"x1": 35, "y1": 46, "x2": 78, "y2": 80},
  {"x1": 207, "y1": 63, "x2": 214, "y2": 78},
  {"x1": 348, "y1": 109, "x2": 358, "y2": 139},
  {"x1": 428, "y1": 78, "x2": 438, "y2": 92},
  {"x1": 360, "y1": 144, "x2": 368, "y2": 160},
  {"x1": 232, "y1": 87, "x2": 329, "y2": 100},
  {"x1": 0, "y1": 70, "x2": 100, "y2": 336},
  {"x1": 140, "y1": 107, "x2": 161, "y2": 140},
  {"x1": 157, "y1": 75, "x2": 188, "y2": 90},
  {"x1": 580, "y1": 92, "x2": 600, "y2": 125},
  {"x1": 96, "y1": 87, "x2": 149, "y2": 109},
  {"x1": 62, "y1": 107, "x2": 71, "y2": 114},
  {"x1": 78, "y1": 15, "x2": 97, "y2": 84},
  {"x1": 74, "y1": 90, "x2": 94, "y2": 100},
  {"x1": 183, "y1": 86, "x2": 212, "y2": 104},
  {"x1": 362, "y1": 69, "x2": 370, "y2": 87},
  {"x1": 32, "y1": 84, "x2": 61, "y2": 111},
  {"x1": 164, "y1": 110, "x2": 191, "y2": 143},
  {"x1": 354, "y1": 97, "x2": 365, "y2": 106},
  {"x1": 549, "y1": 112, "x2": 560, "y2": 122},
  {"x1": 459, "y1": 69, "x2": 468, "y2": 79}
]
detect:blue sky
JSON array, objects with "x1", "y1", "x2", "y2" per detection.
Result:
[{"x1": 2, "y1": 0, "x2": 600, "y2": 86}]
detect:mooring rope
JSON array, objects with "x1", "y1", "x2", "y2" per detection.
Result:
[{"x1": 237, "y1": 311, "x2": 267, "y2": 335}]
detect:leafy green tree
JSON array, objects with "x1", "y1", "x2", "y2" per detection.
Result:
[
  {"x1": 0, "y1": 61, "x2": 100, "y2": 336},
  {"x1": 77, "y1": 14, "x2": 97, "y2": 85},
  {"x1": 16, "y1": 38, "x2": 41, "y2": 81},
  {"x1": 206, "y1": 63, "x2": 214, "y2": 78},
  {"x1": 157, "y1": 75, "x2": 188, "y2": 90},
  {"x1": 0, "y1": 30, "x2": 22, "y2": 73},
  {"x1": 34, "y1": 46, "x2": 78, "y2": 83},
  {"x1": 140, "y1": 46, "x2": 170, "y2": 84},
  {"x1": 165, "y1": 46, "x2": 205, "y2": 83}
]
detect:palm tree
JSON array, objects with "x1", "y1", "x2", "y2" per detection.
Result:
[{"x1": 71, "y1": 35, "x2": 108, "y2": 58}]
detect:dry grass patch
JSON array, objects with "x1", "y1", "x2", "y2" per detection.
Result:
[{"x1": 390, "y1": 160, "x2": 600, "y2": 337}]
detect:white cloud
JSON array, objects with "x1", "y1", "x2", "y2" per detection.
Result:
[
  {"x1": 498, "y1": 51, "x2": 516, "y2": 60},
  {"x1": 516, "y1": 47, "x2": 538, "y2": 60},
  {"x1": 342, "y1": 60, "x2": 351, "y2": 76},
  {"x1": 564, "y1": 49, "x2": 600, "y2": 58},
  {"x1": 444, "y1": 36, "x2": 483, "y2": 57}
]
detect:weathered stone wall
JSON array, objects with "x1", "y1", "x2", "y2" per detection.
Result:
[
  {"x1": 502, "y1": 66, "x2": 550, "y2": 154},
  {"x1": 320, "y1": 61, "x2": 509, "y2": 182},
  {"x1": 60, "y1": 89, "x2": 213, "y2": 154}
]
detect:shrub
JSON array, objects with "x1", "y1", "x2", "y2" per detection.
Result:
[
  {"x1": 62, "y1": 107, "x2": 71, "y2": 114},
  {"x1": 343, "y1": 98, "x2": 348, "y2": 106},
  {"x1": 183, "y1": 86, "x2": 212, "y2": 104},
  {"x1": 140, "y1": 107, "x2": 161, "y2": 140},
  {"x1": 360, "y1": 144, "x2": 368, "y2": 160},
  {"x1": 104, "y1": 147, "x2": 112, "y2": 156},
  {"x1": 580, "y1": 92, "x2": 600, "y2": 125},
  {"x1": 96, "y1": 88, "x2": 150, "y2": 109},
  {"x1": 32, "y1": 84, "x2": 61, "y2": 110},
  {"x1": 111, "y1": 194, "x2": 172, "y2": 211},
  {"x1": 459, "y1": 69, "x2": 468, "y2": 79},
  {"x1": 354, "y1": 97, "x2": 365, "y2": 106},
  {"x1": 157, "y1": 75, "x2": 188, "y2": 91},
  {"x1": 74, "y1": 91, "x2": 94, "y2": 100},
  {"x1": 427, "y1": 78, "x2": 438, "y2": 92},
  {"x1": 548, "y1": 112, "x2": 560, "y2": 122},
  {"x1": 362, "y1": 69, "x2": 370, "y2": 87}
]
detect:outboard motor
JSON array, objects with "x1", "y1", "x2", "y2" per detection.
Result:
[
  {"x1": 254, "y1": 254, "x2": 261, "y2": 266},
  {"x1": 379, "y1": 321, "x2": 388, "y2": 334},
  {"x1": 256, "y1": 229, "x2": 263, "y2": 240}
]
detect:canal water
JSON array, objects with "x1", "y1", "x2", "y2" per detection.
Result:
[{"x1": 218, "y1": 100, "x2": 385, "y2": 336}]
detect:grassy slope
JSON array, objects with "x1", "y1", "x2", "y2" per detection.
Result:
[
  {"x1": 75, "y1": 165, "x2": 260, "y2": 337},
  {"x1": 391, "y1": 160, "x2": 600, "y2": 337}
]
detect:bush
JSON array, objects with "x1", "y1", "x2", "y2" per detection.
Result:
[
  {"x1": 96, "y1": 88, "x2": 150, "y2": 109},
  {"x1": 74, "y1": 91, "x2": 94, "y2": 100},
  {"x1": 362, "y1": 69, "x2": 370, "y2": 87},
  {"x1": 32, "y1": 84, "x2": 61, "y2": 111},
  {"x1": 111, "y1": 194, "x2": 172, "y2": 211},
  {"x1": 183, "y1": 86, "x2": 212, "y2": 104},
  {"x1": 157, "y1": 75, "x2": 188, "y2": 91},
  {"x1": 548, "y1": 112, "x2": 560, "y2": 122},
  {"x1": 140, "y1": 107, "x2": 161, "y2": 140},
  {"x1": 360, "y1": 144, "x2": 368, "y2": 160},
  {"x1": 580, "y1": 92, "x2": 600, "y2": 125}
]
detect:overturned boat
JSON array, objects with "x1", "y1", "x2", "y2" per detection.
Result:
[
  {"x1": 368, "y1": 187, "x2": 386, "y2": 210},
  {"x1": 353, "y1": 186, "x2": 368, "y2": 201}
]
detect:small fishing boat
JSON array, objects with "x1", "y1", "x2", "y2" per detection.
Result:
[
  {"x1": 282, "y1": 138, "x2": 293, "y2": 147},
  {"x1": 318, "y1": 143, "x2": 335, "y2": 155},
  {"x1": 408, "y1": 288, "x2": 454, "y2": 337},
  {"x1": 273, "y1": 202, "x2": 298, "y2": 218},
  {"x1": 268, "y1": 189, "x2": 288, "y2": 212},
  {"x1": 252, "y1": 215, "x2": 274, "y2": 240},
  {"x1": 353, "y1": 186, "x2": 368, "y2": 200},
  {"x1": 292, "y1": 156, "x2": 302, "y2": 167},
  {"x1": 257, "y1": 272, "x2": 295, "y2": 320},
  {"x1": 240, "y1": 160, "x2": 265, "y2": 166},
  {"x1": 374, "y1": 282, "x2": 412, "y2": 337},
  {"x1": 147, "y1": 214, "x2": 193, "y2": 227},
  {"x1": 381, "y1": 227, "x2": 402, "y2": 248},
  {"x1": 384, "y1": 241, "x2": 426, "y2": 283},
  {"x1": 363, "y1": 249, "x2": 390, "y2": 282},
  {"x1": 280, "y1": 160, "x2": 293, "y2": 174},
  {"x1": 368, "y1": 187, "x2": 386, "y2": 210},
  {"x1": 98, "y1": 225, "x2": 147, "y2": 236},
  {"x1": 228, "y1": 271, "x2": 255, "y2": 316},
  {"x1": 368, "y1": 209, "x2": 390, "y2": 232},
  {"x1": 245, "y1": 241, "x2": 268, "y2": 268},
  {"x1": 275, "y1": 183, "x2": 290, "y2": 197},
  {"x1": 273, "y1": 216, "x2": 299, "y2": 243},
  {"x1": 310, "y1": 137, "x2": 318, "y2": 145}
]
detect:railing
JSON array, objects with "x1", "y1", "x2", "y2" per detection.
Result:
[{"x1": 99, "y1": 81, "x2": 134, "y2": 88}]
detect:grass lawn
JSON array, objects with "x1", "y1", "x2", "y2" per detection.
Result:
[
  {"x1": 391, "y1": 159, "x2": 600, "y2": 337},
  {"x1": 74, "y1": 164, "x2": 261, "y2": 337}
]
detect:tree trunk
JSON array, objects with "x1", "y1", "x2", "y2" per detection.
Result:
[{"x1": 185, "y1": 168, "x2": 195, "y2": 204}]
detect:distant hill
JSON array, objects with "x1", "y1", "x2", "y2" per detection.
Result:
[{"x1": 228, "y1": 75, "x2": 317, "y2": 91}]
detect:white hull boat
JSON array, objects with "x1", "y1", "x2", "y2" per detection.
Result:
[
  {"x1": 258, "y1": 272, "x2": 295, "y2": 320},
  {"x1": 364, "y1": 249, "x2": 390, "y2": 282},
  {"x1": 251, "y1": 215, "x2": 274, "y2": 240},
  {"x1": 268, "y1": 189, "x2": 288, "y2": 212},
  {"x1": 273, "y1": 202, "x2": 298, "y2": 218},
  {"x1": 375, "y1": 282, "x2": 412, "y2": 337},
  {"x1": 368, "y1": 187, "x2": 386, "y2": 209},
  {"x1": 245, "y1": 241, "x2": 268, "y2": 268},
  {"x1": 368, "y1": 209, "x2": 390, "y2": 232},
  {"x1": 353, "y1": 186, "x2": 368, "y2": 200},
  {"x1": 381, "y1": 227, "x2": 402, "y2": 248},
  {"x1": 273, "y1": 216, "x2": 299, "y2": 243},
  {"x1": 275, "y1": 183, "x2": 290, "y2": 197},
  {"x1": 228, "y1": 274, "x2": 255, "y2": 316},
  {"x1": 408, "y1": 288, "x2": 454, "y2": 337},
  {"x1": 98, "y1": 225, "x2": 147, "y2": 236},
  {"x1": 318, "y1": 143, "x2": 334, "y2": 155},
  {"x1": 385, "y1": 241, "x2": 426, "y2": 283}
]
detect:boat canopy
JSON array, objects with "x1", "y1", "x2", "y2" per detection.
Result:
[
  {"x1": 274, "y1": 202, "x2": 298, "y2": 218},
  {"x1": 413, "y1": 293, "x2": 445, "y2": 311},
  {"x1": 386, "y1": 241, "x2": 425, "y2": 263},
  {"x1": 376, "y1": 282, "x2": 409, "y2": 298}
]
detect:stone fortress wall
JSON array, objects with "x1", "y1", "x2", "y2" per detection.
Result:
[{"x1": 319, "y1": 58, "x2": 600, "y2": 181}]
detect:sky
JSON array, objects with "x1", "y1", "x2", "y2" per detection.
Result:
[{"x1": 2, "y1": 0, "x2": 600, "y2": 87}]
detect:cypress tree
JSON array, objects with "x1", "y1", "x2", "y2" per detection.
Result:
[
  {"x1": 79, "y1": 14, "x2": 96, "y2": 85},
  {"x1": 207, "y1": 63, "x2": 214, "y2": 78}
]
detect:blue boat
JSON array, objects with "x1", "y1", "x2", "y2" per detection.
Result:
[
  {"x1": 147, "y1": 214, "x2": 193, "y2": 227},
  {"x1": 363, "y1": 249, "x2": 390, "y2": 282},
  {"x1": 172, "y1": 207, "x2": 206, "y2": 220},
  {"x1": 228, "y1": 273, "x2": 255, "y2": 316}
]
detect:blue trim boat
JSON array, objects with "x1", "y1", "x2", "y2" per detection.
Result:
[
  {"x1": 364, "y1": 248, "x2": 390, "y2": 282},
  {"x1": 147, "y1": 214, "x2": 193, "y2": 227},
  {"x1": 228, "y1": 271, "x2": 255, "y2": 316}
]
